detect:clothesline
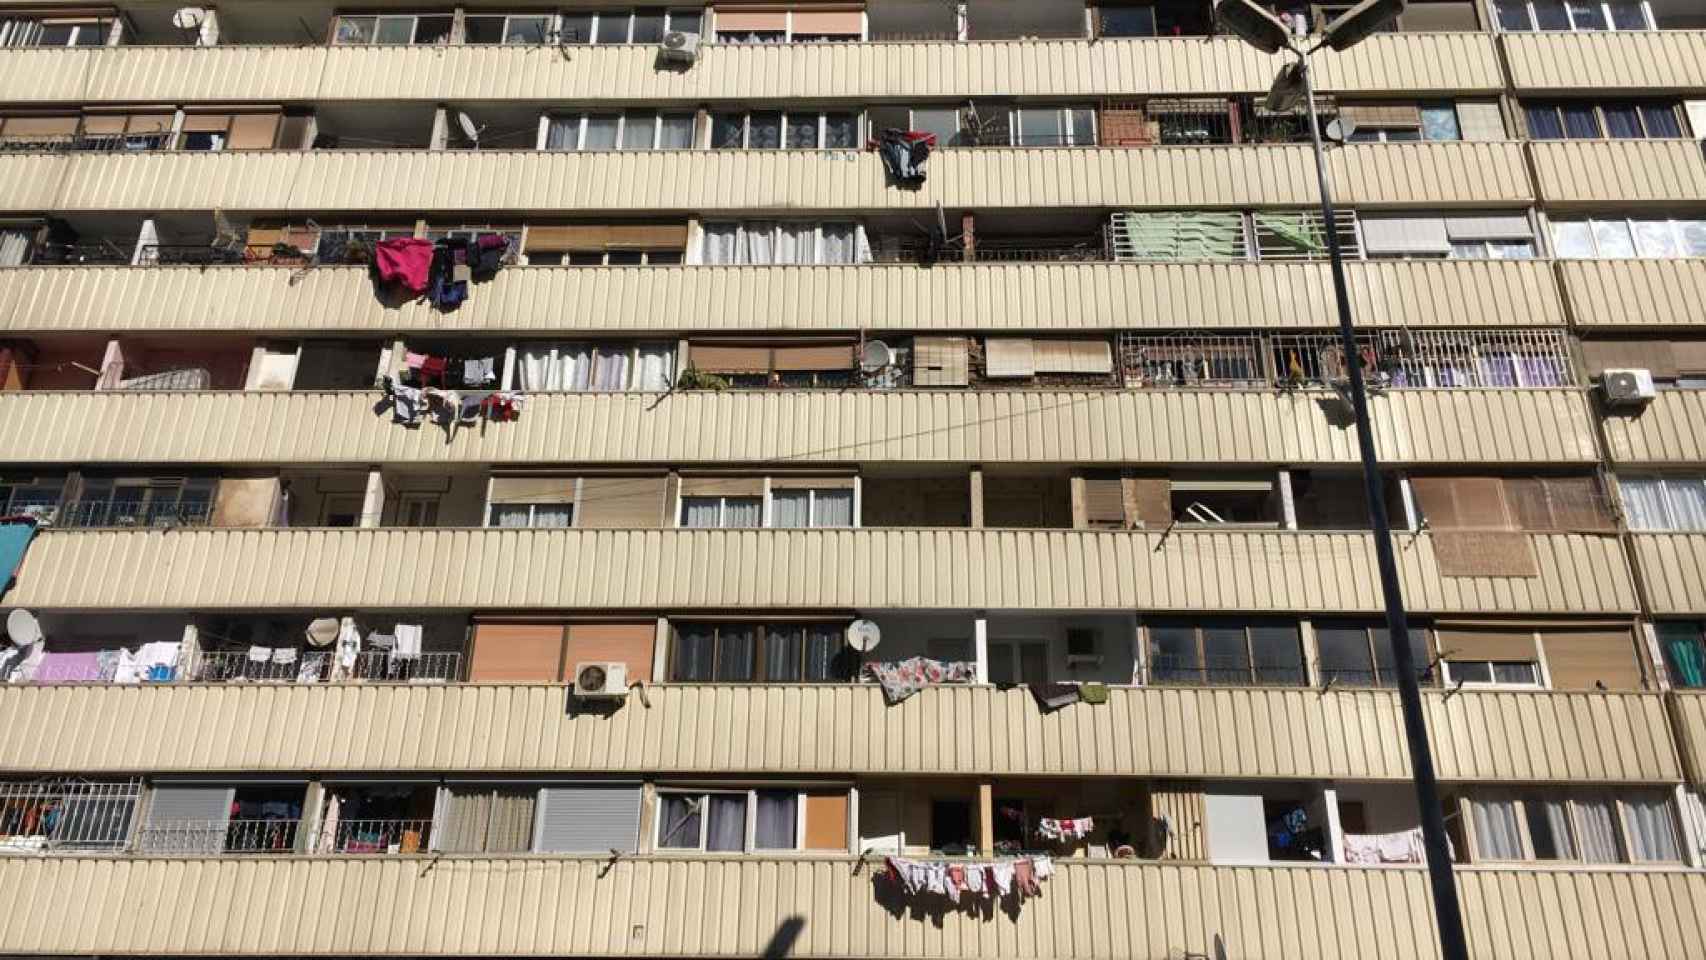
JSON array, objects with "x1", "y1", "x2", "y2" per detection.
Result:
[{"x1": 881, "y1": 854, "x2": 1052, "y2": 907}]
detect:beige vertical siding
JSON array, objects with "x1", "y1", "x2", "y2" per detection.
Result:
[
  {"x1": 0, "y1": 34, "x2": 1502, "y2": 105},
  {"x1": 1503, "y1": 31, "x2": 1706, "y2": 91},
  {"x1": 1669, "y1": 693, "x2": 1706, "y2": 788},
  {"x1": 1630, "y1": 534, "x2": 1706, "y2": 615},
  {"x1": 0, "y1": 259, "x2": 1569, "y2": 334},
  {"x1": 1531, "y1": 140, "x2": 1706, "y2": 205},
  {"x1": 1559, "y1": 259, "x2": 1706, "y2": 328},
  {"x1": 0, "y1": 683, "x2": 1671, "y2": 782},
  {"x1": 0, "y1": 856, "x2": 1697, "y2": 958},
  {"x1": 1602, "y1": 392, "x2": 1706, "y2": 464},
  {"x1": 1149, "y1": 787, "x2": 1206, "y2": 859},
  {"x1": 0, "y1": 143, "x2": 1531, "y2": 215},
  {"x1": 4, "y1": 528, "x2": 1638, "y2": 614},
  {"x1": 0, "y1": 389, "x2": 1600, "y2": 466}
]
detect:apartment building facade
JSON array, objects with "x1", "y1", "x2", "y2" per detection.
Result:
[{"x1": 0, "y1": 0, "x2": 1705, "y2": 956}]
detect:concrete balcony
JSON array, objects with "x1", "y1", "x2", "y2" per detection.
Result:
[
  {"x1": 0, "y1": 259, "x2": 1571, "y2": 335},
  {"x1": 0, "y1": 388, "x2": 1601, "y2": 467},
  {"x1": 0, "y1": 682, "x2": 1674, "y2": 784},
  {"x1": 1502, "y1": 30, "x2": 1706, "y2": 92},
  {"x1": 0, "y1": 854, "x2": 1695, "y2": 958},
  {"x1": 1557, "y1": 258, "x2": 1706, "y2": 329},
  {"x1": 4, "y1": 528, "x2": 1638, "y2": 615},
  {"x1": 0, "y1": 33, "x2": 1504, "y2": 105},
  {"x1": 0, "y1": 142, "x2": 1534, "y2": 215},
  {"x1": 1601, "y1": 391, "x2": 1706, "y2": 465},
  {"x1": 1630, "y1": 534, "x2": 1706, "y2": 615},
  {"x1": 1530, "y1": 139, "x2": 1706, "y2": 206}
]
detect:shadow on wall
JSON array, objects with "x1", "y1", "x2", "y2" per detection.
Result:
[
  {"x1": 869, "y1": 871, "x2": 1024, "y2": 925},
  {"x1": 762, "y1": 915, "x2": 807, "y2": 958}
]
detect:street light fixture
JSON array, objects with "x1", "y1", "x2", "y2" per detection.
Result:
[{"x1": 1211, "y1": 3, "x2": 1471, "y2": 960}]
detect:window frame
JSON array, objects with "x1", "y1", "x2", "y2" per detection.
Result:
[
  {"x1": 1551, "y1": 215, "x2": 1706, "y2": 259},
  {"x1": 333, "y1": 13, "x2": 455, "y2": 45},
  {"x1": 1008, "y1": 105, "x2": 1098, "y2": 147},
  {"x1": 709, "y1": 109, "x2": 860, "y2": 150},
  {"x1": 653, "y1": 787, "x2": 808, "y2": 853},
  {"x1": 1619, "y1": 475, "x2": 1706, "y2": 531},
  {"x1": 1463, "y1": 789, "x2": 1680, "y2": 865},
  {"x1": 678, "y1": 494, "x2": 764, "y2": 528},
  {"x1": 0, "y1": 17, "x2": 109, "y2": 47},
  {"x1": 1492, "y1": 0, "x2": 1653, "y2": 32},
  {"x1": 461, "y1": 12, "x2": 557, "y2": 44},
  {"x1": 485, "y1": 501, "x2": 575, "y2": 529},
  {"x1": 668, "y1": 621, "x2": 854, "y2": 683},
  {"x1": 697, "y1": 219, "x2": 867, "y2": 265},
  {"x1": 1524, "y1": 99, "x2": 1684, "y2": 141},
  {"x1": 547, "y1": 111, "x2": 697, "y2": 151},
  {"x1": 1145, "y1": 619, "x2": 1307, "y2": 687},
  {"x1": 767, "y1": 487, "x2": 855, "y2": 528}
]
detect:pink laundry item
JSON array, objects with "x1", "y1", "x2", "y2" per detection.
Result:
[
  {"x1": 404, "y1": 351, "x2": 429, "y2": 369},
  {"x1": 373, "y1": 237, "x2": 435, "y2": 297}
]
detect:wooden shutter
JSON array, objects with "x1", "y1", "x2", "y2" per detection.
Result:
[
  {"x1": 228, "y1": 112, "x2": 281, "y2": 149},
  {"x1": 469, "y1": 623, "x2": 565, "y2": 681},
  {"x1": 984, "y1": 338, "x2": 1036, "y2": 378},
  {"x1": 679, "y1": 475, "x2": 765, "y2": 496},
  {"x1": 912, "y1": 337, "x2": 969, "y2": 386},
  {"x1": 1670, "y1": 339, "x2": 1706, "y2": 374},
  {"x1": 1340, "y1": 102, "x2": 1422, "y2": 128},
  {"x1": 1454, "y1": 100, "x2": 1505, "y2": 141},
  {"x1": 525, "y1": 224, "x2": 688, "y2": 253},
  {"x1": 771, "y1": 342, "x2": 856, "y2": 371},
  {"x1": 1436, "y1": 627, "x2": 1535, "y2": 662},
  {"x1": 181, "y1": 112, "x2": 234, "y2": 133},
  {"x1": 490, "y1": 476, "x2": 577, "y2": 505},
  {"x1": 1127, "y1": 477, "x2": 1172, "y2": 527},
  {"x1": 1083, "y1": 474, "x2": 1126, "y2": 528},
  {"x1": 0, "y1": 115, "x2": 78, "y2": 136},
  {"x1": 535, "y1": 785, "x2": 640, "y2": 853},
  {"x1": 1098, "y1": 107, "x2": 1156, "y2": 146},
  {"x1": 791, "y1": 10, "x2": 862, "y2": 33},
  {"x1": 1580, "y1": 339, "x2": 1677, "y2": 379},
  {"x1": 803, "y1": 790, "x2": 849, "y2": 850},
  {"x1": 1411, "y1": 477, "x2": 1511, "y2": 529},
  {"x1": 565, "y1": 622, "x2": 656, "y2": 683},
  {"x1": 1507, "y1": 477, "x2": 1612, "y2": 532},
  {"x1": 688, "y1": 342, "x2": 772, "y2": 374},
  {"x1": 575, "y1": 475, "x2": 667, "y2": 527},
  {"x1": 1360, "y1": 217, "x2": 1451, "y2": 256},
  {"x1": 1541, "y1": 627, "x2": 1644, "y2": 690},
  {"x1": 714, "y1": 9, "x2": 788, "y2": 30},
  {"x1": 1149, "y1": 786, "x2": 1205, "y2": 860}
]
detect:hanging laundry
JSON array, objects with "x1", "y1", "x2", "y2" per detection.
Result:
[
  {"x1": 862, "y1": 656, "x2": 977, "y2": 704},
  {"x1": 880, "y1": 855, "x2": 1050, "y2": 907},
  {"x1": 464, "y1": 357, "x2": 495, "y2": 386},
  {"x1": 392, "y1": 624, "x2": 422, "y2": 661},
  {"x1": 868, "y1": 129, "x2": 937, "y2": 188},
  {"x1": 0, "y1": 516, "x2": 39, "y2": 599},
  {"x1": 388, "y1": 380, "x2": 423, "y2": 425},
  {"x1": 1037, "y1": 817, "x2": 1095, "y2": 843},
  {"x1": 372, "y1": 237, "x2": 435, "y2": 298},
  {"x1": 471, "y1": 233, "x2": 510, "y2": 282}
]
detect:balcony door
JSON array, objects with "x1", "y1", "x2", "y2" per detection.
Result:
[{"x1": 989, "y1": 639, "x2": 1048, "y2": 685}]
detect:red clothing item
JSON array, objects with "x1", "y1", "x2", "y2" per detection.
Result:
[{"x1": 374, "y1": 237, "x2": 435, "y2": 296}]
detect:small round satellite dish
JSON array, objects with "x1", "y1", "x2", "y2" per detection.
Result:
[
  {"x1": 1325, "y1": 118, "x2": 1355, "y2": 143},
  {"x1": 846, "y1": 619, "x2": 881, "y2": 653},
  {"x1": 859, "y1": 341, "x2": 894, "y2": 373},
  {"x1": 5, "y1": 609, "x2": 42, "y2": 648},
  {"x1": 171, "y1": 7, "x2": 207, "y2": 30},
  {"x1": 456, "y1": 111, "x2": 481, "y2": 143},
  {"x1": 304, "y1": 617, "x2": 340, "y2": 648}
]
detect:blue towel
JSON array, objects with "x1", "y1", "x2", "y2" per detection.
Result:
[{"x1": 0, "y1": 517, "x2": 37, "y2": 598}]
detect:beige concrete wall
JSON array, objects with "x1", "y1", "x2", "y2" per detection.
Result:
[{"x1": 1503, "y1": 30, "x2": 1706, "y2": 91}]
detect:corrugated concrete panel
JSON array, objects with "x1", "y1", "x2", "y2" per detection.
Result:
[
  {"x1": 0, "y1": 683, "x2": 1672, "y2": 783},
  {"x1": 0, "y1": 259, "x2": 1569, "y2": 334},
  {"x1": 1503, "y1": 30, "x2": 1706, "y2": 92},
  {"x1": 0, "y1": 856, "x2": 1697, "y2": 959},
  {"x1": 0, "y1": 34, "x2": 1503, "y2": 105},
  {"x1": 1560, "y1": 259, "x2": 1706, "y2": 329},
  {"x1": 3, "y1": 529, "x2": 1639, "y2": 614},
  {"x1": 1531, "y1": 140, "x2": 1706, "y2": 205},
  {"x1": 1669, "y1": 693, "x2": 1706, "y2": 788},
  {"x1": 0, "y1": 389, "x2": 1601, "y2": 466},
  {"x1": 1630, "y1": 534, "x2": 1706, "y2": 615},
  {"x1": 1602, "y1": 392, "x2": 1706, "y2": 464},
  {"x1": 0, "y1": 142, "x2": 1532, "y2": 215},
  {"x1": 0, "y1": 153, "x2": 68, "y2": 211}
]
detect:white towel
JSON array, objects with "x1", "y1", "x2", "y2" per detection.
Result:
[
  {"x1": 393, "y1": 624, "x2": 423, "y2": 660},
  {"x1": 247, "y1": 645, "x2": 272, "y2": 663}
]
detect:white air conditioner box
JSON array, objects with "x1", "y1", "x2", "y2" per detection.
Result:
[
  {"x1": 1601, "y1": 368, "x2": 1656, "y2": 407},
  {"x1": 572, "y1": 661, "x2": 630, "y2": 698},
  {"x1": 658, "y1": 30, "x2": 700, "y2": 65}
]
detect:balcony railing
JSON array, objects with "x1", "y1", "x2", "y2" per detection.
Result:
[
  {"x1": 322, "y1": 818, "x2": 433, "y2": 854},
  {"x1": 186, "y1": 650, "x2": 463, "y2": 684},
  {"x1": 136, "y1": 818, "x2": 302, "y2": 855},
  {"x1": 7, "y1": 498, "x2": 213, "y2": 530},
  {"x1": 1147, "y1": 654, "x2": 1306, "y2": 687}
]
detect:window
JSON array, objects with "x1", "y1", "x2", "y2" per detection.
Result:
[
  {"x1": 700, "y1": 221, "x2": 865, "y2": 264},
  {"x1": 680, "y1": 495, "x2": 763, "y2": 528},
  {"x1": 1620, "y1": 476, "x2": 1706, "y2": 531},
  {"x1": 709, "y1": 110, "x2": 856, "y2": 149},
  {"x1": 0, "y1": 18, "x2": 108, "y2": 46},
  {"x1": 546, "y1": 112, "x2": 695, "y2": 150},
  {"x1": 510, "y1": 341, "x2": 676, "y2": 391},
  {"x1": 0, "y1": 477, "x2": 64, "y2": 522},
  {"x1": 1010, "y1": 106, "x2": 1096, "y2": 147},
  {"x1": 463, "y1": 14, "x2": 554, "y2": 44},
  {"x1": 332, "y1": 14, "x2": 454, "y2": 45},
  {"x1": 1551, "y1": 216, "x2": 1706, "y2": 259},
  {"x1": 560, "y1": 10, "x2": 701, "y2": 44},
  {"x1": 1657, "y1": 622, "x2": 1706, "y2": 689},
  {"x1": 70, "y1": 477, "x2": 216, "y2": 529},
  {"x1": 1315, "y1": 622, "x2": 1435, "y2": 688},
  {"x1": 769, "y1": 487, "x2": 854, "y2": 527},
  {"x1": 488, "y1": 502, "x2": 574, "y2": 528},
  {"x1": 1466, "y1": 791, "x2": 1679, "y2": 864},
  {"x1": 1494, "y1": 0, "x2": 1650, "y2": 31},
  {"x1": 1147, "y1": 620, "x2": 1305, "y2": 686},
  {"x1": 657, "y1": 789, "x2": 803, "y2": 852},
  {"x1": 1098, "y1": 4, "x2": 1158, "y2": 36},
  {"x1": 1525, "y1": 100, "x2": 1683, "y2": 140},
  {"x1": 670, "y1": 623, "x2": 854, "y2": 682}
]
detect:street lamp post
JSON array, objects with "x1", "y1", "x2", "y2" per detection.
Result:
[{"x1": 1213, "y1": 2, "x2": 1470, "y2": 958}]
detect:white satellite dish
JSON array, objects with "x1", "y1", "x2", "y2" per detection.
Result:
[
  {"x1": 1325, "y1": 117, "x2": 1356, "y2": 143},
  {"x1": 172, "y1": 7, "x2": 207, "y2": 30},
  {"x1": 860, "y1": 340, "x2": 895, "y2": 373},
  {"x1": 6, "y1": 609, "x2": 43, "y2": 648},
  {"x1": 455, "y1": 111, "x2": 482, "y2": 146},
  {"x1": 846, "y1": 619, "x2": 881, "y2": 653},
  {"x1": 304, "y1": 617, "x2": 340, "y2": 648}
]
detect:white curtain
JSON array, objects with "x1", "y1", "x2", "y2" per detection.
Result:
[
  {"x1": 770, "y1": 491, "x2": 810, "y2": 528},
  {"x1": 632, "y1": 343, "x2": 675, "y2": 392},
  {"x1": 1625, "y1": 794, "x2": 1682, "y2": 861},
  {"x1": 723, "y1": 497, "x2": 762, "y2": 528},
  {"x1": 582, "y1": 115, "x2": 619, "y2": 150},
  {"x1": 532, "y1": 505, "x2": 573, "y2": 527},
  {"x1": 1470, "y1": 798, "x2": 1523, "y2": 860},
  {"x1": 517, "y1": 343, "x2": 593, "y2": 391},
  {"x1": 658, "y1": 115, "x2": 695, "y2": 149},
  {"x1": 658, "y1": 795, "x2": 701, "y2": 847},
  {"x1": 0, "y1": 229, "x2": 29, "y2": 266},
  {"x1": 703, "y1": 223, "x2": 740, "y2": 265},
  {"x1": 545, "y1": 117, "x2": 579, "y2": 150},
  {"x1": 820, "y1": 224, "x2": 856, "y2": 264},
  {"x1": 590, "y1": 345, "x2": 631, "y2": 390},
  {"x1": 492, "y1": 505, "x2": 532, "y2": 528},
  {"x1": 753, "y1": 791, "x2": 797, "y2": 850},
  {"x1": 745, "y1": 221, "x2": 776, "y2": 264},
  {"x1": 812, "y1": 490, "x2": 853, "y2": 527},
  {"x1": 1575, "y1": 796, "x2": 1622, "y2": 863},
  {"x1": 778, "y1": 223, "x2": 814, "y2": 264},
  {"x1": 682, "y1": 497, "x2": 722, "y2": 528},
  {"x1": 1621, "y1": 478, "x2": 1669, "y2": 530},
  {"x1": 1665, "y1": 479, "x2": 1706, "y2": 531}
]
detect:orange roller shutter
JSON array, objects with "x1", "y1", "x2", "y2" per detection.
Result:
[
  {"x1": 679, "y1": 475, "x2": 766, "y2": 497},
  {"x1": 1541, "y1": 627, "x2": 1644, "y2": 691},
  {"x1": 791, "y1": 10, "x2": 862, "y2": 33},
  {"x1": 565, "y1": 623, "x2": 656, "y2": 683},
  {"x1": 715, "y1": 9, "x2": 788, "y2": 30},
  {"x1": 228, "y1": 113, "x2": 282, "y2": 149},
  {"x1": 688, "y1": 342, "x2": 773, "y2": 374},
  {"x1": 1435, "y1": 627, "x2": 1535, "y2": 662},
  {"x1": 469, "y1": 623, "x2": 566, "y2": 681},
  {"x1": 803, "y1": 790, "x2": 849, "y2": 850},
  {"x1": 771, "y1": 343, "x2": 855, "y2": 371},
  {"x1": 575, "y1": 476, "x2": 668, "y2": 528}
]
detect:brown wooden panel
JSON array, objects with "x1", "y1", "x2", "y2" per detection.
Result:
[
  {"x1": 0, "y1": 115, "x2": 77, "y2": 137},
  {"x1": 576, "y1": 476, "x2": 668, "y2": 528},
  {"x1": 469, "y1": 623, "x2": 565, "y2": 682},
  {"x1": 564, "y1": 622, "x2": 655, "y2": 683},
  {"x1": 715, "y1": 9, "x2": 788, "y2": 29},
  {"x1": 679, "y1": 475, "x2": 765, "y2": 496},
  {"x1": 525, "y1": 224, "x2": 688, "y2": 252},
  {"x1": 772, "y1": 343, "x2": 855, "y2": 371},
  {"x1": 803, "y1": 790, "x2": 849, "y2": 850},
  {"x1": 791, "y1": 10, "x2": 862, "y2": 33},
  {"x1": 1436, "y1": 627, "x2": 1536, "y2": 662},
  {"x1": 1083, "y1": 475, "x2": 1125, "y2": 527},
  {"x1": 1127, "y1": 477, "x2": 1171, "y2": 527},
  {"x1": 490, "y1": 476, "x2": 577, "y2": 505},
  {"x1": 688, "y1": 343, "x2": 771, "y2": 374},
  {"x1": 181, "y1": 113, "x2": 233, "y2": 133},
  {"x1": 1542, "y1": 627, "x2": 1644, "y2": 691},
  {"x1": 229, "y1": 113, "x2": 282, "y2": 150}
]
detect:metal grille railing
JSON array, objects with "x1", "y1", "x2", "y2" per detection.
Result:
[
  {"x1": 320, "y1": 818, "x2": 434, "y2": 854},
  {"x1": 1119, "y1": 332, "x2": 1269, "y2": 387},
  {"x1": 188, "y1": 650, "x2": 463, "y2": 684},
  {"x1": 1147, "y1": 655, "x2": 1306, "y2": 687},
  {"x1": 136, "y1": 818, "x2": 302, "y2": 855},
  {"x1": 0, "y1": 777, "x2": 141, "y2": 853}
]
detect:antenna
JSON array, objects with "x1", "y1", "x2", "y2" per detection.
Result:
[
  {"x1": 845, "y1": 619, "x2": 882, "y2": 653},
  {"x1": 859, "y1": 340, "x2": 894, "y2": 373},
  {"x1": 5, "y1": 609, "x2": 43, "y2": 648},
  {"x1": 455, "y1": 111, "x2": 483, "y2": 147}
]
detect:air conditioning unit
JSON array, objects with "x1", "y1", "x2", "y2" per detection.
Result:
[
  {"x1": 572, "y1": 662, "x2": 630, "y2": 698},
  {"x1": 1601, "y1": 368, "x2": 1657, "y2": 408},
  {"x1": 658, "y1": 30, "x2": 700, "y2": 65}
]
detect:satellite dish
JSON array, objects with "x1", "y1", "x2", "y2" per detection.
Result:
[
  {"x1": 172, "y1": 7, "x2": 207, "y2": 30},
  {"x1": 1325, "y1": 117, "x2": 1355, "y2": 143},
  {"x1": 859, "y1": 340, "x2": 895, "y2": 373},
  {"x1": 304, "y1": 617, "x2": 340, "y2": 648},
  {"x1": 5, "y1": 610, "x2": 42, "y2": 648},
  {"x1": 846, "y1": 619, "x2": 881, "y2": 653},
  {"x1": 455, "y1": 111, "x2": 482, "y2": 146}
]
